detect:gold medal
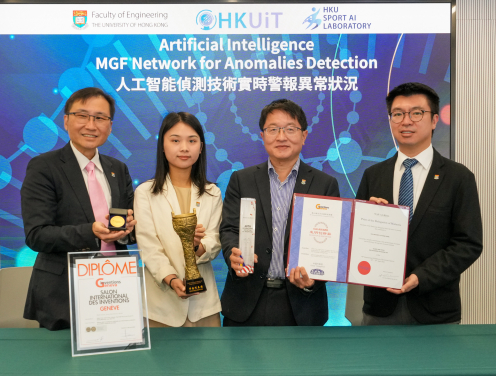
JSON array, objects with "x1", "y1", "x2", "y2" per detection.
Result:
[{"x1": 110, "y1": 215, "x2": 125, "y2": 228}]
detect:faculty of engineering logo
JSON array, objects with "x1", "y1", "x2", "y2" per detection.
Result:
[
  {"x1": 303, "y1": 7, "x2": 322, "y2": 30},
  {"x1": 73, "y1": 10, "x2": 88, "y2": 29},
  {"x1": 196, "y1": 9, "x2": 217, "y2": 30}
]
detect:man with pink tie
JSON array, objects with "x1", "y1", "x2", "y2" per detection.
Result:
[{"x1": 21, "y1": 87, "x2": 136, "y2": 330}]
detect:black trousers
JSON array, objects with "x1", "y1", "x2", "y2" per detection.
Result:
[{"x1": 223, "y1": 283, "x2": 297, "y2": 326}]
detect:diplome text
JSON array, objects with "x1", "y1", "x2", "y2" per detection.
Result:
[
  {"x1": 78, "y1": 260, "x2": 137, "y2": 277},
  {"x1": 95, "y1": 37, "x2": 378, "y2": 71}
]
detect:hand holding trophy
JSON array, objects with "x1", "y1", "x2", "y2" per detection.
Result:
[{"x1": 171, "y1": 208, "x2": 207, "y2": 294}]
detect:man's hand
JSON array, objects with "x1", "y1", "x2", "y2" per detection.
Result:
[
  {"x1": 369, "y1": 197, "x2": 389, "y2": 205},
  {"x1": 92, "y1": 221, "x2": 125, "y2": 243},
  {"x1": 387, "y1": 274, "x2": 419, "y2": 295},
  {"x1": 124, "y1": 209, "x2": 137, "y2": 235},
  {"x1": 229, "y1": 247, "x2": 258, "y2": 277},
  {"x1": 289, "y1": 266, "x2": 315, "y2": 289},
  {"x1": 92, "y1": 209, "x2": 137, "y2": 243}
]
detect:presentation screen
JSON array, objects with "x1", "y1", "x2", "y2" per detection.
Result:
[{"x1": 0, "y1": 2, "x2": 452, "y2": 325}]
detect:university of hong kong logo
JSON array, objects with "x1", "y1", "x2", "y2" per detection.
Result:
[
  {"x1": 196, "y1": 9, "x2": 217, "y2": 30},
  {"x1": 302, "y1": 7, "x2": 322, "y2": 30},
  {"x1": 73, "y1": 10, "x2": 88, "y2": 29}
]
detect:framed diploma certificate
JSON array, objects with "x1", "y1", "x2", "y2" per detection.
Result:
[
  {"x1": 68, "y1": 250, "x2": 151, "y2": 357},
  {"x1": 287, "y1": 194, "x2": 409, "y2": 289}
]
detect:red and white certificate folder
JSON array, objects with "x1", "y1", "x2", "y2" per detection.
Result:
[{"x1": 287, "y1": 194, "x2": 409, "y2": 289}]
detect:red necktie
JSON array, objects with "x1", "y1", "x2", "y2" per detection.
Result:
[{"x1": 85, "y1": 161, "x2": 116, "y2": 255}]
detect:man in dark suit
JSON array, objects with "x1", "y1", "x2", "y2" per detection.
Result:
[
  {"x1": 220, "y1": 99, "x2": 340, "y2": 326},
  {"x1": 356, "y1": 82, "x2": 482, "y2": 325},
  {"x1": 21, "y1": 87, "x2": 137, "y2": 330}
]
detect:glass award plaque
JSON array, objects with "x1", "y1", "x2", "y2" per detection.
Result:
[
  {"x1": 68, "y1": 250, "x2": 151, "y2": 356},
  {"x1": 239, "y1": 198, "x2": 256, "y2": 273}
]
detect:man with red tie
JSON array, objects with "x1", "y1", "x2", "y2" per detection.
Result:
[{"x1": 21, "y1": 87, "x2": 136, "y2": 330}]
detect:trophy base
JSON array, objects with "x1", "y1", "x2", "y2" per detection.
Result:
[{"x1": 185, "y1": 278, "x2": 207, "y2": 294}]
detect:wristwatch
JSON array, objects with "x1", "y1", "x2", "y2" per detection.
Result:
[{"x1": 303, "y1": 285, "x2": 314, "y2": 293}]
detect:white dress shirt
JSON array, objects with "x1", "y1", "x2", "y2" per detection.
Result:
[
  {"x1": 393, "y1": 144, "x2": 433, "y2": 212},
  {"x1": 70, "y1": 141, "x2": 112, "y2": 209}
]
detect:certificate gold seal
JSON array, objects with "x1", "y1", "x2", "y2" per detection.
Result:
[
  {"x1": 86, "y1": 327, "x2": 91, "y2": 332},
  {"x1": 110, "y1": 215, "x2": 125, "y2": 228},
  {"x1": 91, "y1": 327, "x2": 96, "y2": 332}
]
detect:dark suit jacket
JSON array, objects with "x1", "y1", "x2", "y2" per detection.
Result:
[
  {"x1": 220, "y1": 160, "x2": 340, "y2": 326},
  {"x1": 21, "y1": 143, "x2": 135, "y2": 330},
  {"x1": 355, "y1": 149, "x2": 483, "y2": 324}
]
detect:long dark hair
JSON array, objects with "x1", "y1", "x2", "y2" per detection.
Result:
[{"x1": 150, "y1": 112, "x2": 212, "y2": 197}]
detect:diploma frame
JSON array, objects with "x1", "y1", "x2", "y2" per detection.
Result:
[
  {"x1": 287, "y1": 193, "x2": 409, "y2": 289},
  {"x1": 68, "y1": 250, "x2": 151, "y2": 357}
]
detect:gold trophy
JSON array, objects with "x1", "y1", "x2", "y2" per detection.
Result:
[{"x1": 171, "y1": 209, "x2": 207, "y2": 294}]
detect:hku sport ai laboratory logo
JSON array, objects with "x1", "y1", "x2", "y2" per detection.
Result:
[
  {"x1": 73, "y1": 10, "x2": 88, "y2": 29},
  {"x1": 303, "y1": 7, "x2": 322, "y2": 30}
]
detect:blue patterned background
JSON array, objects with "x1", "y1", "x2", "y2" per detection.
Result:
[{"x1": 0, "y1": 32, "x2": 451, "y2": 325}]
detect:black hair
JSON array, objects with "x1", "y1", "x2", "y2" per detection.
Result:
[
  {"x1": 386, "y1": 82, "x2": 440, "y2": 116},
  {"x1": 258, "y1": 99, "x2": 308, "y2": 131},
  {"x1": 150, "y1": 112, "x2": 211, "y2": 198},
  {"x1": 64, "y1": 87, "x2": 116, "y2": 119}
]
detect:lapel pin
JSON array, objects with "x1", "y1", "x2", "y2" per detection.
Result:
[
  {"x1": 301, "y1": 179, "x2": 306, "y2": 185},
  {"x1": 111, "y1": 172, "x2": 115, "y2": 177},
  {"x1": 434, "y1": 175, "x2": 439, "y2": 180},
  {"x1": 196, "y1": 202, "x2": 200, "y2": 207}
]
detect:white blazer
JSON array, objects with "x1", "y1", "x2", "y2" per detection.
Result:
[{"x1": 134, "y1": 177, "x2": 222, "y2": 326}]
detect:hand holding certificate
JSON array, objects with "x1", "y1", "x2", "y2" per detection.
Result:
[{"x1": 287, "y1": 194, "x2": 409, "y2": 289}]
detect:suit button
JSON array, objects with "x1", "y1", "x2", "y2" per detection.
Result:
[
  {"x1": 260, "y1": 273, "x2": 265, "y2": 279},
  {"x1": 265, "y1": 248, "x2": 272, "y2": 254}
]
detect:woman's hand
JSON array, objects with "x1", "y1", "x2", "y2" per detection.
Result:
[
  {"x1": 164, "y1": 275, "x2": 199, "y2": 299},
  {"x1": 194, "y1": 224, "x2": 207, "y2": 257},
  {"x1": 193, "y1": 224, "x2": 206, "y2": 247}
]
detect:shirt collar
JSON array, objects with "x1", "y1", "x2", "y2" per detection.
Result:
[
  {"x1": 70, "y1": 141, "x2": 103, "y2": 173},
  {"x1": 397, "y1": 144, "x2": 433, "y2": 170},
  {"x1": 268, "y1": 158, "x2": 300, "y2": 177}
]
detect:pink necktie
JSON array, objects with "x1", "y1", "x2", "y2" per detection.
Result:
[{"x1": 85, "y1": 161, "x2": 116, "y2": 256}]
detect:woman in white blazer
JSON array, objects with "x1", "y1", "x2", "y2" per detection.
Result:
[{"x1": 134, "y1": 112, "x2": 222, "y2": 327}]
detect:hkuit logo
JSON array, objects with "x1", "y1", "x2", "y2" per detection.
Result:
[
  {"x1": 196, "y1": 10, "x2": 282, "y2": 30},
  {"x1": 303, "y1": 7, "x2": 322, "y2": 30},
  {"x1": 196, "y1": 9, "x2": 217, "y2": 30}
]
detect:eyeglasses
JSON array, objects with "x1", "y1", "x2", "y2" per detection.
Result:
[
  {"x1": 389, "y1": 110, "x2": 434, "y2": 124},
  {"x1": 67, "y1": 112, "x2": 112, "y2": 124},
  {"x1": 263, "y1": 126, "x2": 302, "y2": 137}
]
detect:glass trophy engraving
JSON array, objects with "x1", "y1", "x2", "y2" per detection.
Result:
[{"x1": 239, "y1": 198, "x2": 256, "y2": 273}]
